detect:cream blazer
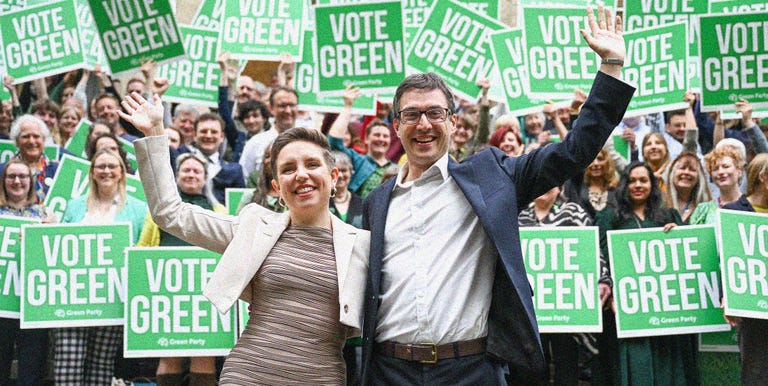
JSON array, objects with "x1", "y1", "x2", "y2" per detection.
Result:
[{"x1": 135, "y1": 136, "x2": 370, "y2": 330}]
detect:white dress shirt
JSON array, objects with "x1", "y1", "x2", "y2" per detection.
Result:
[{"x1": 376, "y1": 153, "x2": 498, "y2": 345}]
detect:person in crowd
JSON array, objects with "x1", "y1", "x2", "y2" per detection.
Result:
[
  {"x1": 360, "y1": 7, "x2": 633, "y2": 384},
  {"x1": 94, "y1": 93, "x2": 139, "y2": 142},
  {"x1": 0, "y1": 160, "x2": 53, "y2": 385},
  {"x1": 56, "y1": 105, "x2": 84, "y2": 146},
  {"x1": 523, "y1": 112, "x2": 545, "y2": 144},
  {"x1": 86, "y1": 133, "x2": 134, "y2": 174},
  {"x1": 165, "y1": 126, "x2": 182, "y2": 151},
  {"x1": 239, "y1": 86, "x2": 299, "y2": 178},
  {"x1": 614, "y1": 114, "x2": 650, "y2": 161},
  {"x1": 172, "y1": 105, "x2": 199, "y2": 147},
  {"x1": 236, "y1": 75, "x2": 261, "y2": 104},
  {"x1": 30, "y1": 98, "x2": 60, "y2": 134},
  {"x1": 641, "y1": 132, "x2": 671, "y2": 190},
  {"x1": 239, "y1": 144, "x2": 283, "y2": 213},
  {"x1": 87, "y1": 120, "x2": 115, "y2": 143},
  {"x1": 518, "y1": 185, "x2": 592, "y2": 385},
  {"x1": 661, "y1": 105, "x2": 702, "y2": 161},
  {"x1": 137, "y1": 153, "x2": 224, "y2": 386},
  {"x1": 450, "y1": 112, "x2": 479, "y2": 161},
  {"x1": 121, "y1": 91, "x2": 369, "y2": 384},
  {"x1": 488, "y1": 123, "x2": 524, "y2": 157},
  {"x1": 563, "y1": 148, "x2": 619, "y2": 220},
  {"x1": 690, "y1": 147, "x2": 745, "y2": 225},
  {"x1": 179, "y1": 113, "x2": 245, "y2": 203},
  {"x1": 0, "y1": 100, "x2": 14, "y2": 139},
  {"x1": 55, "y1": 149, "x2": 146, "y2": 385},
  {"x1": 593, "y1": 161, "x2": 696, "y2": 385},
  {"x1": 449, "y1": 79, "x2": 491, "y2": 161},
  {"x1": 664, "y1": 152, "x2": 711, "y2": 223},
  {"x1": 2, "y1": 115, "x2": 58, "y2": 202},
  {"x1": 329, "y1": 87, "x2": 396, "y2": 198},
  {"x1": 722, "y1": 153, "x2": 768, "y2": 385}
]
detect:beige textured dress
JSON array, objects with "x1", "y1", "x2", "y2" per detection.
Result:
[{"x1": 219, "y1": 226, "x2": 348, "y2": 385}]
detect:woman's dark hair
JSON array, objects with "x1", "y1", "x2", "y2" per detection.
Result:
[
  {"x1": 270, "y1": 127, "x2": 334, "y2": 178},
  {"x1": 237, "y1": 99, "x2": 271, "y2": 123},
  {"x1": 614, "y1": 161, "x2": 671, "y2": 224},
  {"x1": 86, "y1": 133, "x2": 134, "y2": 174}
]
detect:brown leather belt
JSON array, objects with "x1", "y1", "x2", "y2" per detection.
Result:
[{"x1": 376, "y1": 338, "x2": 487, "y2": 364}]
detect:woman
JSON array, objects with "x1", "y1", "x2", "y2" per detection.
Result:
[
  {"x1": 121, "y1": 92, "x2": 369, "y2": 384},
  {"x1": 489, "y1": 124, "x2": 524, "y2": 157},
  {"x1": 563, "y1": 148, "x2": 619, "y2": 220},
  {"x1": 56, "y1": 105, "x2": 83, "y2": 146},
  {"x1": 593, "y1": 162, "x2": 697, "y2": 385},
  {"x1": 138, "y1": 153, "x2": 224, "y2": 386},
  {"x1": 330, "y1": 150, "x2": 363, "y2": 229},
  {"x1": 641, "y1": 132, "x2": 670, "y2": 191},
  {"x1": 86, "y1": 133, "x2": 134, "y2": 174},
  {"x1": 664, "y1": 152, "x2": 711, "y2": 223},
  {"x1": 240, "y1": 144, "x2": 284, "y2": 214},
  {"x1": 722, "y1": 153, "x2": 768, "y2": 385},
  {"x1": 6, "y1": 115, "x2": 58, "y2": 202},
  {"x1": 450, "y1": 113, "x2": 478, "y2": 161},
  {"x1": 690, "y1": 147, "x2": 744, "y2": 225},
  {"x1": 54, "y1": 149, "x2": 146, "y2": 385},
  {"x1": 0, "y1": 160, "x2": 52, "y2": 385}
]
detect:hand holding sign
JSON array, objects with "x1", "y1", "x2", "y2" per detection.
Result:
[
  {"x1": 581, "y1": 6, "x2": 625, "y2": 79},
  {"x1": 342, "y1": 85, "x2": 361, "y2": 108},
  {"x1": 736, "y1": 99, "x2": 754, "y2": 129},
  {"x1": 119, "y1": 93, "x2": 165, "y2": 137}
]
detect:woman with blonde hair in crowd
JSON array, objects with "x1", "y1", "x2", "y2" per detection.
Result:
[
  {"x1": 563, "y1": 148, "x2": 619, "y2": 220},
  {"x1": 56, "y1": 105, "x2": 84, "y2": 146},
  {"x1": 722, "y1": 153, "x2": 768, "y2": 385},
  {"x1": 664, "y1": 152, "x2": 711, "y2": 223},
  {"x1": 641, "y1": 132, "x2": 671, "y2": 191},
  {"x1": 690, "y1": 146, "x2": 745, "y2": 225},
  {"x1": 54, "y1": 149, "x2": 146, "y2": 384}
]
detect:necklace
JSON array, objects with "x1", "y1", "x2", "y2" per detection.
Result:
[{"x1": 334, "y1": 190, "x2": 351, "y2": 204}]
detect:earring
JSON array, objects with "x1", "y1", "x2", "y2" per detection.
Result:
[
  {"x1": 331, "y1": 187, "x2": 338, "y2": 197},
  {"x1": 278, "y1": 196, "x2": 286, "y2": 208}
]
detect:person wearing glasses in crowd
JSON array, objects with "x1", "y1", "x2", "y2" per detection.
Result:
[{"x1": 359, "y1": 6, "x2": 634, "y2": 384}]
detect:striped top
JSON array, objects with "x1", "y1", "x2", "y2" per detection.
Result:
[{"x1": 219, "y1": 226, "x2": 347, "y2": 385}]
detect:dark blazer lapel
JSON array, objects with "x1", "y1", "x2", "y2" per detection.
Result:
[
  {"x1": 368, "y1": 177, "x2": 396, "y2": 293},
  {"x1": 448, "y1": 157, "x2": 487, "y2": 214}
]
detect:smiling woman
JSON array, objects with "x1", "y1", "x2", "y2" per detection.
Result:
[{"x1": 120, "y1": 92, "x2": 370, "y2": 385}]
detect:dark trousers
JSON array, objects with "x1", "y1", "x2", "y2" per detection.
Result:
[
  {"x1": 370, "y1": 352, "x2": 507, "y2": 385},
  {"x1": 739, "y1": 317, "x2": 768, "y2": 386},
  {"x1": 541, "y1": 333, "x2": 579, "y2": 386},
  {"x1": 0, "y1": 317, "x2": 49, "y2": 386}
]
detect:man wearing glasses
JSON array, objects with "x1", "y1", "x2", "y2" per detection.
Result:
[{"x1": 360, "y1": 7, "x2": 634, "y2": 385}]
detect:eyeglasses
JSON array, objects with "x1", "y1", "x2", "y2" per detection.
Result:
[
  {"x1": 397, "y1": 107, "x2": 452, "y2": 125},
  {"x1": 93, "y1": 163, "x2": 120, "y2": 171},
  {"x1": 4, "y1": 174, "x2": 30, "y2": 181},
  {"x1": 275, "y1": 103, "x2": 297, "y2": 109}
]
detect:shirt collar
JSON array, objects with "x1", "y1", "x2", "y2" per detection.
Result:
[{"x1": 393, "y1": 152, "x2": 450, "y2": 191}]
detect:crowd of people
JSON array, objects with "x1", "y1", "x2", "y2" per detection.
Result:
[{"x1": 0, "y1": 5, "x2": 766, "y2": 386}]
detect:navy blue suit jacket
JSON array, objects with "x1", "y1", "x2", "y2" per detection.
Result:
[{"x1": 360, "y1": 72, "x2": 635, "y2": 384}]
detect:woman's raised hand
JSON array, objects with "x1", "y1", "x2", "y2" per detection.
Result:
[{"x1": 118, "y1": 92, "x2": 165, "y2": 137}]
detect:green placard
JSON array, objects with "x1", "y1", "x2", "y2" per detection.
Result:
[
  {"x1": 87, "y1": 0, "x2": 185, "y2": 75},
  {"x1": 608, "y1": 225, "x2": 730, "y2": 338},
  {"x1": 45, "y1": 155, "x2": 146, "y2": 222},
  {"x1": 75, "y1": 0, "x2": 108, "y2": 71},
  {"x1": 294, "y1": 29, "x2": 377, "y2": 115},
  {"x1": 219, "y1": 0, "x2": 305, "y2": 61},
  {"x1": 522, "y1": 6, "x2": 600, "y2": 100},
  {"x1": 314, "y1": 0, "x2": 405, "y2": 95},
  {"x1": 408, "y1": 0, "x2": 505, "y2": 101},
  {"x1": 192, "y1": 0, "x2": 225, "y2": 30},
  {"x1": 64, "y1": 118, "x2": 91, "y2": 158},
  {"x1": 225, "y1": 188, "x2": 251, "y2": 216},
  {"x1": 520, "y1": 227, "x2": 601, "y2": 333},
  {"x1": 124, "y1": 247, "x2": 236, "y2": 357},
  {"x1": 622, "y1": 22, "x2": 690, "y2": 116},
  {"x1": 621, "y1": 0, "x2": 707, "y2": 90},
  {"x1": 717, "y1": 209, "x2": 768, "y2": 320},
  {"x1": 699, "y1": 11, "x2": 768, "y2": 112},
  {"x1": 237, "y1": 299, "x2": 249, "y2": 335},
  {"x1": 0, "y1": 215, "x2": 40, "y2": 318},
  {"x1": 156, "y1": 26, "x2": 220, "y2": 109},
  {"x1": 0, "y1": 0, "x2": 85, "y2": 84},
  {"x1": 488, "y1": 28, "x2": 546, "y2": 117},
  {"x1": 0, "y1": 0, "x2": 26, "y2": 13},
  {"x1": 709, "y1": 0, "x2": 768, "y2": 13},
  {"x1": 612, "y1": 134, "x2": 630, "y2": 162},
  {"x1": 21, "y1": 222, "x2": 132, "y2": 328},
  {"x1": 699, "y1": 329, "x2": 739, "y2": 352},
  {"x1": 117, "y1": 137, "x2": 138, "y2": 173},
  {"x1": 0, "y1": 140, "x2": 17, "y2": 163}
]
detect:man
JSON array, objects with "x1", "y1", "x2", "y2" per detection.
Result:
[
  {"x1": 236, "y1": 75, "x2": 261, "y2": 103},
  {"x1": 172, "y1": 104, "x2": 199, "y2": 146},
  {"x1": 178, "y1": 113, "x2": 245, "y2": 203},
  {"x1": 360, "y1": 7, "x2": 634, "y2": 384},
  {"x1": 329, "y1": 90, "x2": 396, "y2": 198},
  {"x1": 662, "y1": 108, "x2": 702, "y2": 161},
  {"x1": 1, "y1": 100, "x2": 15, "y2": 139},
  {"x1": 238, "y1": 86, "x2": 298, "y2": 178},
  {"x1": 94, "y1": 93, "x2": 139, "y2": 142}
]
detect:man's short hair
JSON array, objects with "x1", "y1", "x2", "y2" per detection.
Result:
[
  {"x1": 269, "y1": 86, "x2": 298, "y2": 107},
  {"x1": 664, "y1": 109, "x2": 687, "y2": 122},
  {"x1": 365, "y1": 119, "x2": 389, "y2": 137},
  {"x1": 194, "y1": 113, "x2": 225, "y2": 132},
  {"x1": 393, "y1": 73, "x2": 455, "y2": 116},
  {"x1": 174, "y1": 104, "x2": 200, "y2": 120}
]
